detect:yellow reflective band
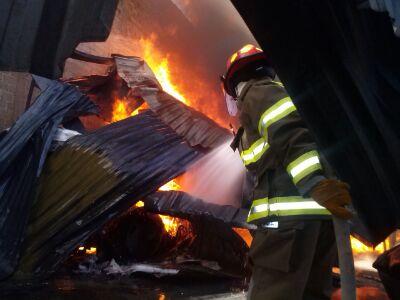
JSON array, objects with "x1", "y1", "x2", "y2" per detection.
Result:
[
  {"x1": 240, "y1": 138, "x2": 270, "y2": 166},
  {"x1": 269, "y1": 201, "x2": 325, "y2": 211},
  {"x1": 287, "y1": 151, "x2": 322, "y2": 185},
  {"x1": 247, "y1": 196, "x2": 330, "y2": 222},
  {"x1": 258, "y1": 97, "x2": 297, "y2": 139}
]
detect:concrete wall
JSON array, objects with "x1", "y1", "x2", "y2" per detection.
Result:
[{"x1": 0, "y1": 72, "x2": 32, "y2": 130}]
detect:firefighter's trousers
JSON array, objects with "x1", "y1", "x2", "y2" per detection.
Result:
[{"x1": 247, "y1": 220, "x2": 336, "y2": 300}]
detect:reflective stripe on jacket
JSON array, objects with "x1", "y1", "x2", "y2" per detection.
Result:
[{"x1": 237, "y1": 77, "x2": 330, "y2": 224}]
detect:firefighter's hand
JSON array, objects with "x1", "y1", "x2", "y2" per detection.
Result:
[{"x1": 310, "y1": 179, "x2": 353, "y2": 220}]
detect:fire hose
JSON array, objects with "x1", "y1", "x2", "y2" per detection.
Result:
[{"x1": 332, "y1": 216, "x2": 356, "y2": 300}]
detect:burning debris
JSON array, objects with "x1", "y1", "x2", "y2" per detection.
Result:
[{"x1": 0, "y1": 52, "x2": 251, "y2": 283}]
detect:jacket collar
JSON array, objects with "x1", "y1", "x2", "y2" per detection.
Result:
[{"x1": 237, "y1": 76, "x2": 273, "y2": 108}]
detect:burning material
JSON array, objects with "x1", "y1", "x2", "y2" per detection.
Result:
[
  {"x1": 158, "y1": 215, "x2": 182, "y2": 237},
  {"x1": 85, "y1": 247, "x2": 97, "y2": 255},
  {"x1": 140, "y1": 36, "x2": 188, "y2": 105},
  {"x1": 111, "y1": 98, "x2": 140, "y2": 122},
  {"x1": 159, "y1": 179, "x2": 181, "y2": 191},
  {"x1": 134, "y1": 180, "x2": 185, "y2": 237},
  {"x1": 135, "y1": 201, "x2": 145, "y2": 208},
  {"x1": 351, "y1": 236, "x2": 390, "y2": 255}
]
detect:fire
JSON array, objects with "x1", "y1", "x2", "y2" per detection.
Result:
[
  {"x1": 139, "y1": 36, "x2": 189, "y2": 105},
  {"x1": 77, "y1": 246, "x2": 97, "y2": 255},
  {"x1": 85, "y1": 247, "x2": 97, "y2": 255},
  {"x1": 133, "y1": 181, "x2": 184, "y2": 236},
  {"x1": 159, "y1": 179, "x2": 181, "y2": 191},
  {"x1": 159, "y1": 215, "x2": 181, "y2": 236},
  {"x1": 111, "y1": 36, "x2": 190, "y2": 123},
  {"x1": 135, "y1": 200, "x2": 145, "y2": 208},
  {"x1": 111, "y1": 98, "x2": 140, "y2": 123},
  {"x1": 350, "y1": 236, "x2": 390, "y2": 255},
  {"x1": 231, "y1": 230, "x2": 394, "y2": 254},
  {"x1": 157, "y1": 179, "x2": 183, "y2": 236},
  {"x1": 110, "y1": 34, "x2": 226, "y2": 125}
]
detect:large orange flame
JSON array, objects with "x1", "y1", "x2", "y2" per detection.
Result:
[
  {"x1": 111, "y1": 36, "x2": 190, "y2": 122},
  {"x1": 139, "y1": 36, "x2": 189, "y2": 105}
]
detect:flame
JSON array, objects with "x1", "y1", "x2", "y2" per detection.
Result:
[
  {"x1": 111, "y1": 98, "x2": 140, "y2": 122},
  {"x1": 110, "y1": 34, "x2": 226, "y2": 125},
  {"x1": 231, "y1": 230, "x2": 393, "y2": 254},
  {"x1": 159, "y1": 215, "x2": 181, "y2": 236},
  {"x1": 350, "y1": 236, "x2": 389, "y2": 255},
  {"x1": 111, "y1": 36, "x2": 190, "y2": 122},
  {"x1": 85, "y1": 247, "x2": 97, "y2": 255},
  {"x1": 133, "y1": 181, "x2": 183, "y2": 236},
  {"x1": 135, "y1": 200, "x2": 145, "y2": 208},
  {"x1": 159, "y1": 180, "x2": 181, "y2": 191},
  {"x1": 139, "y1": 37, "x2": 188, "y2": 105},
  {"x1": 157, "y1": 179, "x2": 183, "y2": 236},
  {"x1": 77, "y1": 246, "x2": 96, "y2": 254}
]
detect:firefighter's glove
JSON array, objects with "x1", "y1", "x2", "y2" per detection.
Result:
[{"x1": 310, "y1": 179, "x2": 353, "y2": 220}]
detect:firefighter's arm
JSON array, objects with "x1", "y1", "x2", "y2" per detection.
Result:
[{"x1": 243, "y1": 82, "x2": 326, "y2": 195}]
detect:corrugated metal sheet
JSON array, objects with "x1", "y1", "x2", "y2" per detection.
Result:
[
  {"x1": 0, "y1": 79, "x2": 98, "y2": 279},
  {"x1": 17, "y1": 109, "x2": 203, "y2": 277},
  {"x1": 144, "y1": 191, "x2": 251, "y2": 228}
]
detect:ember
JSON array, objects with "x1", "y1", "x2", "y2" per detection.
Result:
[{"x1": 85, "y1": 247, "x2": 97, "y2": 255}]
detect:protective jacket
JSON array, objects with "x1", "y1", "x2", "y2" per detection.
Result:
[{"x1": 237, "y1": 77, "x2": 331, "y2": 224}]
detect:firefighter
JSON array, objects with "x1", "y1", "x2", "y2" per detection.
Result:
[{"x1": 221, "y1": 44, "x2": 353, "y2": 300}]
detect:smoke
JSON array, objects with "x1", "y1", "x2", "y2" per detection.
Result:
[
  {"x1": 179, "y1": 141, "x2": 246, "y2": 207},
  {"x1": 171, "y1": 0, "x2": 257, "y2": 68},
  {"x1": 170, "y1": 0, "x2": 257, "y2": 125}
]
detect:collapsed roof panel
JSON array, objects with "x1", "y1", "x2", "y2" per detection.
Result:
[
  {"x1": 144, "y1": 191, "x2": 251, "y2": 228},
  {"x1": 232, "y1": 0, "x2": 400, "y2": 244},
  {"x1": 113, "y1": 56, "x2": 232, "y2": 149},
  {"x1": 0, "y1": 79, "x2": 98, "y2": 280},
  {"x1": 67, "y1": 55, "x2": 232, "y2": 149},
  {"x1": 17, "y1": 109, "x2": 203, "y2": 277}
]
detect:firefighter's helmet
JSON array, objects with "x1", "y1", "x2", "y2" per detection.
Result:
[{"x1": 221, "y1": 44, "x2": 272, "y2": 97}]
